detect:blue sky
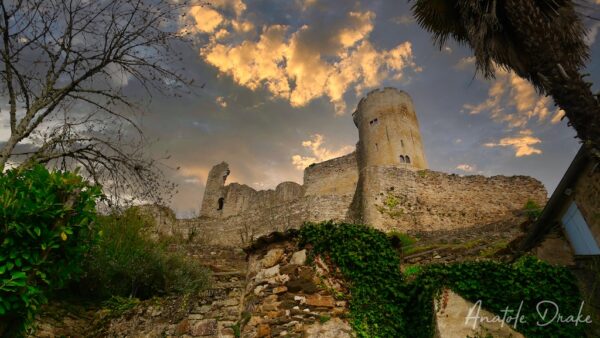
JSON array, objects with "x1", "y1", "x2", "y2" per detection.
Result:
[{"x1": 138, "y1": 0, "x2": 600, "y2": 216}]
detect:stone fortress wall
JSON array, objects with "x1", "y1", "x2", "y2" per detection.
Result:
[{"x1": 180, "y1": 88, "x2": 547, "y2": 246}]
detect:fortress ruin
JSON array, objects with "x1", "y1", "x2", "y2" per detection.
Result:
[{"x1": 189, "y1": 88, "x2": 547, "y2": 246}]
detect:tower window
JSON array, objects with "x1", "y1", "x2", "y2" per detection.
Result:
[
  {"x1": 217, "y1": 197, "x2": 224, "y2": 210},
  {"x1": 399, "y1": 155, "x2": 405, "y2": 163},
  {"x1": 369, "y1": 118, "x2": 379, "y2": 126},
  {"x1": 405, "y1": 155, "x2": 411, "y2": 164}
]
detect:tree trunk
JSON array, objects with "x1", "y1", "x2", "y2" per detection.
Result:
[{"x1": 0, "y1": 136, "x2": 19, "y2": 172}]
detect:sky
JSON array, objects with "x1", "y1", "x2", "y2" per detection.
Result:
[{"x1": 4, "y1": 0, "x2": 600, "y2": 217}]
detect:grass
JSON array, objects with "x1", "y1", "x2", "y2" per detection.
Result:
[
  {"x1": 403, "y1": 238, "x2": 484, "y2": 256},
  {"x1": 478, "y1": 240, "x2": 510, "y2": 257}
]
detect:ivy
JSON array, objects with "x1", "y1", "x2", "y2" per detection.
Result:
[
  {"x1": 417, "y1": 258, "x2": 587, "y2": 337},
  {"x1": 299, "y1": 222, "x2": 408, "y2": 337},
  {"x1": 299, "y1": 222, "x2": 588, "y2": 338},
  {"x1": 0, "y1": 165, "x2": 102, "y2": 336}
]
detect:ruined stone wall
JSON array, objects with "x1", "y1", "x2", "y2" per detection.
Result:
[
  {"x1": 362, "y1": 167, "x2": 547, "y2": 233},
  {"x1": 221, "y1": 182, "x2": 304, "y2": 218},
  {"x1": 199, "y1": 162, "x2": 229, "y2": 218},
  {"x1": 183, "y1": 195, "x2": 352, "y2": 246},
  {"x1": 303, "y1": 152, "x2": 358, "y2": 197}
]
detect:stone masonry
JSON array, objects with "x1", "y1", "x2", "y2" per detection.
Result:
[{"x1": 183, "y1": 87, "x2": 547, "y2": 246}]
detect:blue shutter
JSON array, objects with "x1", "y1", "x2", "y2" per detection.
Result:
[{"x1": 562, "y1": 202, "x2": 600, "y2": 255}]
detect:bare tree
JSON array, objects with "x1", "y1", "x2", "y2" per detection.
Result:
[{"x1": 0, "y1": 0, "x2": 196, "y2": 205}]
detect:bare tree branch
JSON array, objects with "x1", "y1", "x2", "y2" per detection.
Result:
[{"x1": 0, "y1": 0, "x2": 196, "y2": 205}]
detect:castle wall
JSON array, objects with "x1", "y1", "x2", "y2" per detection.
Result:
[
  {"x1": 303, "y1": 152, "x2": 358, "y2": 196},
  {"x1": 192, "y1": 87, "x2": 549, "y2": 247},
  {"x1": 362, "y1": 167, "x2": 547, "y2": 232},
  {"x1": 185, "y1": 194, "x2": 352, "y2": 246}
]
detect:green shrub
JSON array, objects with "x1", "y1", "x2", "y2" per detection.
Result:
[
  {"x1": 79, "y1": 208, "x2": 209, "y2": 299},
  {"x1": 0, "y1": 165, "x2": 101, "y2": 336},
  {"x1": 524, "y1": 199, "x2": 543, "y2": 220}
]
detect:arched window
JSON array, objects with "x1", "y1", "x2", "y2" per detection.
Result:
[
  {"x1": 217, "y1": 197, "x2": 224, "y2": 210},
  {"x1": 399, "y1": 155, "x2": 405, "y2": 163},
  {"x1": 405, "y1": 155, "x2": 411, "y2": 164}
]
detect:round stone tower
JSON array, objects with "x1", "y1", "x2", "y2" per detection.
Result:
[
  {"x1": 349, "y1": 87, "x2": 428, "y2": 227},
  {"x1": 352, "y1": 87, "x2": 428, "y2": 170}
]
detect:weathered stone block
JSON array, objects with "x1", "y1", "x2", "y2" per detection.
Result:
[
  {"x1": 190, "y1": 319, "x2": 218, "y2": 336},
  {"x1": 290, "y1": 250, "x2": 307, "y2": 265},
  {"x1": 261, "y1": 248, "x2": 285, "y2": 268},
  {"x1": 305, "y1": 295, "x2": 335, "y2": 308}
]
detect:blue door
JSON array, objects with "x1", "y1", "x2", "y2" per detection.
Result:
[{"x1": 562, "y1": 202, "x2": 600, "y2": 255}]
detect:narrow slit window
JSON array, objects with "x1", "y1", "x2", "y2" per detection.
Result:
[{"x1": 217, "y1": 197, "x2": 224, "y2": 210}]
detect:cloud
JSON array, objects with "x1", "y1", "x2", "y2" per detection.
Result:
[
  {"x1": 484, "y1": 129, "x2": 542, "y2": 157},
  {"x1": 291, "y1": 134, "x2": 354, "y2": 169},
  {"x1": 196, "y1": 9, "x2": 419, "y2": 114},
  {"x1": 456, "y1": 164, "x2": 475, "y2": 172},
  {"x1": 551, "y1": 109, "x2": 565, "y2": 124},
  {"x1": 297, "y1": 0, "x2": 318, "y2": 11},
  {"x1": 338, "y1": 11, "x2": 374, "y2": 48},
  {"x1": 216, "y1": 0, "x2": 247, "y2": 16},
  {"x1": 216, "y1": 96, "x2": 228, "y2": 107},
  {"x1": 392, "y1": 15, "x2": 415, "y2": 25},
  {"x1": 187, "y1": 6, "x2": 225, "y2": 33},
  {"x1": 463, "y1": 68, "x2": 562, "y2": 133},
  {"x1": 454, "y1": 56, "x2": 476, "y2": 70}
]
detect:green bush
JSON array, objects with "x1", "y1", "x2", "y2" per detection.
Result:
[
  {"x1": 0, "y1": 165, "x2": 101, "y2": 336},
  {"x1": 79, "y1": 208, "x2": 209, "y2": 299},
  {"x1": 524, "y1": 199, "x2": 543, "y2": 220}
]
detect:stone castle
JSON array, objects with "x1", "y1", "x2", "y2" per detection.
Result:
[{"x1": 188, "y1": 88, "x2": 547, "y2": 246}]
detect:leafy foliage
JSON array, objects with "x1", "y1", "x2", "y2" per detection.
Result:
[
  {"x1": 299, "y1": 222, "x2": 408, "y2": 337},
  {"x1": 524, "y1": 199, "x2": 543, "y2": 220},
  {"x1": 416, "y1": 257, "x2": 586, "y2": 337},
  {"x1": 0, "y1": 165, "x2": 101, "y2": 335},
  {"x1": 78, "y1": 208, "x2": 210, "y2": 300},
  {"x1": 299, "y1": 222, "x2": 587, "y2": 338}
]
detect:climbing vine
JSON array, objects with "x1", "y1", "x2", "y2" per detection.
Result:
[{"x1": 299, "y1": 222, "x2": 588, "y2": 338}]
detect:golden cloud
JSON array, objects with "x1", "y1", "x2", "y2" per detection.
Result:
[
  {"x1": 187, "y1": 6, "x2": 225, "y2": 33},
  {"x1": 484, "y1": 130, "x2": 542, "y2": 157},
  {"x1": 197, "y1": 10, "x2": 418, "y2": 114},
  {"x1": 338, "y1": 11, "x2": 375, "y2": 48},
  {"x1": 551, "y1": 109, "x2": 566, "y2": 124},
  {"x1": 292, "y1": 134, "x2": 354, "y2": 170},
  {"x1": 462, "y1": 68, "x2": 560, "y2": 129}
]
